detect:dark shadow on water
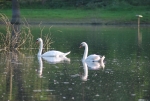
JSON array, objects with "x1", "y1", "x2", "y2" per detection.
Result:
[{"x1": 5, "y1": 50, "x2": 28, "y2": 101}]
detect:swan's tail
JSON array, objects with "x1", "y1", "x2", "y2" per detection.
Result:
[
  {"x1": 64, "y1": 51, "x2": 71, "y2": 56},
  {"x1": 100, "y1": 56, "x2": 105, "y2": 62},
  {"x1": 100, "y1": 56, "x2": 105, "y2": 68}
]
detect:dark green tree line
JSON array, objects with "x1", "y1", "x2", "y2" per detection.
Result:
[{"x1": 0, "y1": 0, "x2": 150, "y2": 9}]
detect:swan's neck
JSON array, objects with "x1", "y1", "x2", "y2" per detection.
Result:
[
  {"x1": 83, "y1": 44, "x2": 88, "y2": 60},
  {"x1": 38, "y1": 40, "x2": 43, "y2": 56}
]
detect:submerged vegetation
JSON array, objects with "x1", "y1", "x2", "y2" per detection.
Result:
[{"x1": 0, "y1": 13, "x2": 53, "y2": 51}]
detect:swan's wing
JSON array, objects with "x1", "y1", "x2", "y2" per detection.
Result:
[
  {"x1": 42, "y1": 57, "x2": 61, "y2": 64},
  {"x1": 42, "y1": 50, "x2": 70, "y2": 57},
  {"x1": 42, "y1": 56, "x2": 70, "y2": 64},
  {"x1": 86, "y1": 54, "x2": 101, "y2": 62},
  {"x1": 42, "y1": 50, "x2": 64, "y2": 57}
]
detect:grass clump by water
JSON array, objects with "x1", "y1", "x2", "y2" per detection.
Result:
[{"x1": 0, "y1": 13, "x2": 53, "y2": 51}]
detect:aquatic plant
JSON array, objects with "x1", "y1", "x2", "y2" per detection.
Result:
[{"x1": 0, "y1": 13, "x2": 53, "y2": 51}]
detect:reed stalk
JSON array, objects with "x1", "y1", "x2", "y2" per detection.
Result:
[
  {"x1": 0, "y1": 13, "x2": 53, "y2": 51},
  {"x1": 39, "y1": 23, "x2": 53, "y2": 50}
]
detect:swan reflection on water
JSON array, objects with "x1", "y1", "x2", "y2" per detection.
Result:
[
  {"x1": 37, "y1": 56, "x2": 70, "y2": 77},
  {"x1": 83, "y1": 56, "x2": 105, "y2": 70},
  {"x1": 86, "y1": 56, "x2": 105, "y2": 70},
  {"x1": 81, "y1": 61, "x2": 88, "y2": 81},
  {"x1": 37, "y1": 57, "x2": 43, "y2": 78},
  {"x1": 81, "y1": 58, "x2": 105, "y2": 81}
]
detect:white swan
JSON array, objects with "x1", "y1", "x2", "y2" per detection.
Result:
[
  {"x1": 42, "y1": 56, "x2": 70, "y2": 64},
  {"x1": 80, "y1": 42, "x2": 103, "y2": 62},
  {"x1": 36, "y1": 38, "x2": 70, "y2": 57},
  {"x1": 86, "y1": 56, "x2": 105, "y2": 70}
]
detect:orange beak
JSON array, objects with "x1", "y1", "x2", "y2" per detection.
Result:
[{"x1": 79, "y1": 45, "x2": 82, "y2": 48}]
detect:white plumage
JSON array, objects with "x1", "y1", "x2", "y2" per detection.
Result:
[
  {"x1": 80, "y1": 42, "x2": 104, "y2": 62},
  {"x1": 36, "y1": 38, "x2": 70, "y2": 57}
]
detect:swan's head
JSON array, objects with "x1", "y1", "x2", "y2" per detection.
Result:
[
  {"x1": 79, "y1": 42, "x2": 87, "y2": 48},
  {"x1": 36, "y1": 38, "x2": 42, "y2": 43}
]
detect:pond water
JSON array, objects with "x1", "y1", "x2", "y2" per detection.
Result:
[{"x1": 0, "y1": 25, "x2": 150, "y2": 101}]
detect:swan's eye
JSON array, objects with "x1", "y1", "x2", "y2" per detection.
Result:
[{"x1": 36, "y1": 39, "x2": 38, "y2": 42}]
